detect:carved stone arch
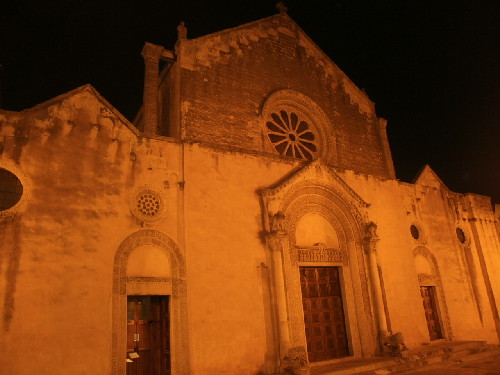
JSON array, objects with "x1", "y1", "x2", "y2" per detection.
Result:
[
  {"x1": 261, "y1": 89, "x2": 336, "y2": 162},
  {"x1": 413, "y1": 246, "x2": 453, "y2": 340},
  {"x1": 280, "y1": 180, "x2": 367, "y2": 237},
  {"x1": 111, "y1": 230, "x2": 189, "y2": 375},
  {"x1": 277, "y1": 180, "x2": 378, "y2": 357}
]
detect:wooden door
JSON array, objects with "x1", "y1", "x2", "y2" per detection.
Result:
[
  {"x1": 127, "y1": 296, "x2": 170, "y2": 375},
  {"x1": 300, "y1": 267, "x2": 349, "y2": 362},
  {"x1": 420, "y1": 286, "x2": 443, "y2": 340}
]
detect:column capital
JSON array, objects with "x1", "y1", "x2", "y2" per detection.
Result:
[
  {"x1": 363, "y1": 221, "x2": 380, "y2": 254},
  {"x1": 266, "y1": 231, "x2": 288, "y2": 252}
]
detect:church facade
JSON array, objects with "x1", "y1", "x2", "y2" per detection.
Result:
[{"x1": 1, "y1": 10, "x2": 499, "y2": 375}]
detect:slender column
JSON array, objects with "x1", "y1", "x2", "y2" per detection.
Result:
[
  {"x1": 364, "y1": 223, "x2": 389, "y2": 345},
  {"x1": 268, "y1": 233, "x2": 291, "y2": 351},
  {"x1": 266, "y1": 212, "x2": 291, "y2": 372}
]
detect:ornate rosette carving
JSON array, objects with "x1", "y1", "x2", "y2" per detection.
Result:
[{"x1": 130, "y1": 185, "x2": 167, "y2": 224}]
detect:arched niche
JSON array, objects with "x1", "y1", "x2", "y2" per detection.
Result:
[
  {"x1": 295, "y1": 213, "x2": 340, "y2": 249},
  {"x1": 414, "y1": 254, "x2": 432, "y2": 276},
  {"x1": 127, "y1": 244, "x2": 171, "y2": 278}
]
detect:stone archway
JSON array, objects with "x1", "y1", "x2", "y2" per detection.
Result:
[
  {"x1": 413, "y1": 246, "x2": 453, "y2": 341},
  {"x1": 272, "y1": 181, "x2": 378, "y2": 361},
  {"x1": 111, "y1": 230, "x2": 189, "y2": 375}
]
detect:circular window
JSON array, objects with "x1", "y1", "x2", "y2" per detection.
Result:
[
  {"x1": 266, "y1": 110, "x2": 318, "y2": 160},
  {"x1": 137, "y1": 192, "x2": 161, "y2": 217},
  {"x1": 130, "y1": 186, "x2": 167, "y2": 224},
  {"x1": 456, "y1": 227, "x2": 466, "y2": 244},
  {"x1": 0, "y1": 168, "x2": 23, "y2": 211},
  {"x1": 410, "y1": 225, "x2": 420, "y2": 240}
]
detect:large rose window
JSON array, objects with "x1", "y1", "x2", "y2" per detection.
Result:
[{"x1": 266, "y1": 110, "x2": 318, "y2": 160}]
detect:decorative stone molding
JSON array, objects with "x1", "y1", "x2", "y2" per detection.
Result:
[
  {"x1": 297, "y1": 244, "x2": 349, "y2": 265},
  {"x1": 126, "y1": 276, "x2": 171, "y2": 283},
  {"x1": 417, "y1": 273, "x2": 435, "y2": 284},
  {"x1": 112, "y1": 230, "x2": 189, "y2": 375},
  {"x1": 129, "y1": 184, "x2": 168, "y2": 225}
]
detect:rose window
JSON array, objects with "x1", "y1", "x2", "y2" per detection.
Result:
[
  {"x1": 130, "y1": 186, "x2": 167, "y2": 224},
  {"x1": 266, "y1": 110, "x2": 318, "y2": 160}
]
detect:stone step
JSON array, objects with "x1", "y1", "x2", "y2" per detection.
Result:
[
  {"x1": 390, "y1": 346, "x2": 500, "y2": 374},
  {"x1": 310, "y1": 341, "x2": 492, "y2": 375},
  {"x1": 454, "y1": 347, "x2": 500, "y2": 364},
  {"x1": 310, "y1": 358, "x2": 396, "y2": 375}
]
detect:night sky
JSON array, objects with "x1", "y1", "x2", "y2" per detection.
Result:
[{"x1": 1, "y1": 1, "x2": 498, "y2": 202}]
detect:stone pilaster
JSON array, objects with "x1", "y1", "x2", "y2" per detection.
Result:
[{"x1": 266, "y1": 230, "x2": 291, "y2": 364}]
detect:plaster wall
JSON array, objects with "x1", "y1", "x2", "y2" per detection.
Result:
[{"x1": 182, "y1": 144, "x2": 296, "y2": 374}]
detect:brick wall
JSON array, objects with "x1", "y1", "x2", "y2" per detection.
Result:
[{"x1": 174, "y1": 15, "x2": 389, "y2": 178}]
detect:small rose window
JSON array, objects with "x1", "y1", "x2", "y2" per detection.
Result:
[
  {"x1": 266, "y1": 110, "x2": 318, "y2": 160},
  {"x1": 130, "y1": 186, "x2": 167, "y2": 224}
]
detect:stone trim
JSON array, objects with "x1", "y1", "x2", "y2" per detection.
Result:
[
  {"x1": 297, "y1": 245, "x2": 349, "y2": 265},
  {"x1": 111, "y1": 230, "x2": 189, "y2": 375}
]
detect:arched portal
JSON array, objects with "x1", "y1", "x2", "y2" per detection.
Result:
[
  {"x1": 277, "y1": 181, "x2": 377, "y2": 361},
  {"x1": 112, "y1": 230, "x2": 189, "y2": 375}
]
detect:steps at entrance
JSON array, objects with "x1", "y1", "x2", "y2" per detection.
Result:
[{"x1": 310, "y1": 341, "x2": 495, "y2": 375}]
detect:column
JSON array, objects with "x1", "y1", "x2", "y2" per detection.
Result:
[
  {"x1": 364, "y1": 222, "x2": 389, "y2": 346},
  {"x1": 266, "y1": 212, "x2": 291, "y2": 371}
]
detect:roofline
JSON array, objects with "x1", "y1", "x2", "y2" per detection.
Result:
[{"x1": 21, "y1": 84, "x2": 140, "y2": 136}]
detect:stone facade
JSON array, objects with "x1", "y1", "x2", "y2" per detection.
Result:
[{"x1": 1, "y1": 11, "x2": 499, "y2": 375}]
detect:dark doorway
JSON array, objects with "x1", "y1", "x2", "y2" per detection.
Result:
[
  {"x1": 127, "y1": 295, "x2": 170, "y2": 375},
  {"x1": 420, "y1": 286, "x2": 443, "y2": 340},
  {"x1": 300, "y1": 267, "x2": 350, "y2": 362}
]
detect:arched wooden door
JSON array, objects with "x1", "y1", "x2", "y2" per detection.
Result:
[{"x1": 126, "y1": 296, "x2": 170, "y2": 375}]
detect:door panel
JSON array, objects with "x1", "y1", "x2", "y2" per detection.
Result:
[
  {"x1": 127, "y1": 296, "x2": 170, "y2": 375},
  {"x1": 420, "y1": 286, "x2": 443, "y2": 340},
  {"x1": 300, "y1": 267, "x2": 349, "y2": 362}
]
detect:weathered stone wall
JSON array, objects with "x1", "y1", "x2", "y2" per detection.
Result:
[
  {"x1": 175, "y1": 14, "x2": 390, "y2": 178},
  {"x1": 0, "y1": 87, "x2": 185, "y2": 374},
  {"x1": 339, "y1": 168, "x2": 500, "y2": 347}
]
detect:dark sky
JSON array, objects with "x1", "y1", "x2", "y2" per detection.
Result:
[{"x1": 1, "y1": 1, "x2": 499, "y2": 202}]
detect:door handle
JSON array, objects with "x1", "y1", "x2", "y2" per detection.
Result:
[{"x1": 133, "y1": 333, "x2": 140, "y2": 342}]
